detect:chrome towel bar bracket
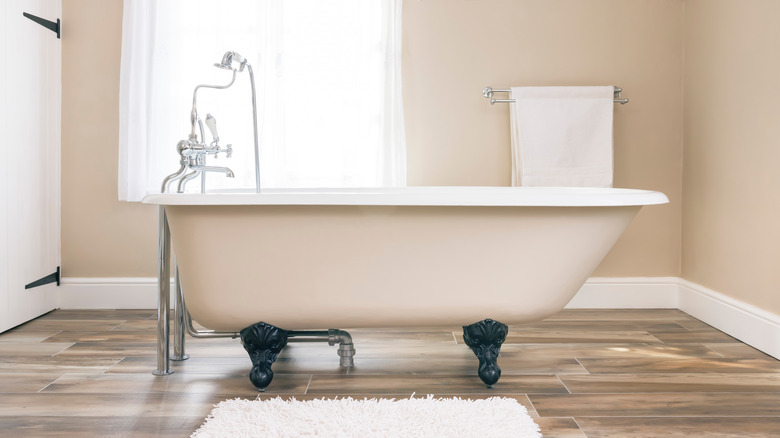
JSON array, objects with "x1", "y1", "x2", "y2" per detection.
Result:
[{"x1": 482, "y1": 86, "x2": 629, "y2": 105}]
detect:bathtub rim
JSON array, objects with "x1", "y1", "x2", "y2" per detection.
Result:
[{"x1": 142, "y1": 186, "x2": 669, "y2": 207}]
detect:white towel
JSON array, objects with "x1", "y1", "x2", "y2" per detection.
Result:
[{"x1": 509, "y1": 86, "x2": 614, "y2": 187}]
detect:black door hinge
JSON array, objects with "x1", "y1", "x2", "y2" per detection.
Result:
[
  {"x1": 23, "y1": 12, "x2": 61, "y2": 39},
  {"x1": 26, "y1": 266, "x2": 60, "y2": 290}
]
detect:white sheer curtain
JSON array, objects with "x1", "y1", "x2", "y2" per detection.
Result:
[{"x1": 118, "y1": 0, "x2": 405, "y2": 201}]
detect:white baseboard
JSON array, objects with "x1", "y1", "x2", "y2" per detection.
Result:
[
  {"x1": 58, "y1": 276, "x2": 780, "y2": 359},
  {"x1": 678, "y1": 279, "x2": 780, "y2": 359},
  {"x1": 58, "y1": 277, "x2": 173, "y2": 309}
]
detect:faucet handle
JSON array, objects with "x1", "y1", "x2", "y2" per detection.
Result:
[
  {"x1": 213, "y1": 144, "x2": 232, "y2": 159},
  {"x1": 205, "y1": 114, "x2": 219, "y2": 143}
]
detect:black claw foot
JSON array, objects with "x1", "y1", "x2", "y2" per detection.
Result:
[
  {"x1": 240, "y1": 322, "x2": 289, "y2": 391},
  {"x1": 463, "y1": 319, "x2": 508, "y2": 387}
]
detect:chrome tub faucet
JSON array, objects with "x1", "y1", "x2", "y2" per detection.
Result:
[{"x1": 162, "y1": 51, "x2": 261, "y2": 194}]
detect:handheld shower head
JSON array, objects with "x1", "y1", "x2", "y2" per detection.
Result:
[
  {"x1": 190, "y1": 55, "x2": 240, "y2": 139},
  {"x1": 215, "y1": 51, "x2": 246, "y2": 72}
]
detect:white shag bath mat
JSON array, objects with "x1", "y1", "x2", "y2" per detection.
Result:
[{"x1": 192, "y1": 395, "x2": 542, "y2": 438}]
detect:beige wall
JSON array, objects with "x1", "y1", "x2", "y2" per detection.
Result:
[
  {"x1": 403, "y1": 0, "x2": 683, "y2": 276},
  {"x1": 62, "y1": 0, "x2": 158, "y2": 277},
  {"x1": 682, "y1": 0, "x2": 780, "y2": 314},
  {"x1": 62, "y1": 0, "x2": 683, "y2": 277}
]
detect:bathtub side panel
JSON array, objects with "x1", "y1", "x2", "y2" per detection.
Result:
[{"x1": 166, "y1": 205, "x2": 639, "y2": 331}]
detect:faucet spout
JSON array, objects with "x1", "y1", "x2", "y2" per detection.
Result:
[{"x1": 198, "y1": 166, "x2": 234, "y2": 178}]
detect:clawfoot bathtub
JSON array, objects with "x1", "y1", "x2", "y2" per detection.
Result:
[{"x1": 143, "y1": 186, "x2": 668, "y2": 389}]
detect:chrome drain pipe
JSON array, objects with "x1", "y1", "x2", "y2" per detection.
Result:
[
  {"x1": 287, "y1": 329, "x2": 355, "y2": 368},
  {"x1": 172, "y1": 281, "x2": 355, "y2": 367}
]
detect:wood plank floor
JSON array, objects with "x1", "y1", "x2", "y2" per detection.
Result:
[{"x1": 0, "y1": 309, "x2": 778, "y2": 437}]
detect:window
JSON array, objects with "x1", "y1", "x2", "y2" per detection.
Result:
[{"x1": 119, "y1": 0, "x2": 405, "y2": 201}]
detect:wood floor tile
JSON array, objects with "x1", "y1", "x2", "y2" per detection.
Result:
[
  {"x1": 48, "y1": 329, "x2": 231, "y2": 344},
  {"x1": 499, "y1": 343, "x2": 724, "y2": 359},
  {"x1": 530, "y1": 392, "x2": 780, "y2": 417},
  {"x1": 0, "y1": 415, "x2": 203, "y2": 438},
  {"x1": 306, "y1": 374, "x2": 568, "y2": 395},
  {"x1": 0, "y1": 392, "x2": 232, "y2": 417},
  {"x1": 577, "y1": 357, "x2": 780, "y2": 374},
  {"x1": 42, "y1": 331, "x2": 160, "y2": 343},
  {"x1": 515, "y1": 394, "x2": 540, "y2": 417},
  {"x1": 13, "y1": 320, "x2": 126, "y2": 331},
  {"x1": 54, "y1": 341, "x2": 246, "y2": 358},
  {"x1": 647, "y1": 328, "x2": 737, "y2": 343},
  {"x1": 348, "y1": 356, "x2": 588, "y2": 376},
  {"x1": 534, "y1": 417, "x2": 587, "y2": 437},
  {"x1": 560, "y1": 373, "x2": 780, "y2": 393},
  {"x1": 51, "y1": 342, "x2": 159, "y2": 358},
  {"x1": 704, "y1": 342, "x2": 775, "y2": 359},
  {"x1": 509, "y1": 321, "x2": 688, "y2": 332},
  {"x1": 673, "y1": 318, "x2": 717, "y2": 330},
  {"x1": 41, "y1": 309, "x2": 156, "y2": 320},
  {"x1": 109, "y1": 320, "x2": 162, "y2": 331},
  {"x1": 1, "y1": 308, "x2": 778, "y2": 437},
  {"x1": 0, "y1": 373, "x2": 61, "y2": 393},
  {"x1": 497, "y1": 330, "x2": 663, "y2": 344},
  {"x1": 543, "y1": 309, "x2": 691, "y2": 321},
  {"x1": 108, "y1": 356, "x2": 248, "y2": 374},
  {"x1": 109, "y1": 355, "x2": 348, "y2": 376},
  {"x1": 0, "y1": 343, "x2": 73, "y2": 356},
  {"x1": 41, "y1": 373, "x2": 306, "y2": 396},
  {"x1": 575, "y1": 416, "x2": 780, "y2": 438},
  {"x1": 0, "y1": 330, "x2": 62, "y2": 343},
  {"x1": 0, "y1": 356, "x2": 120, "y2": 374}
]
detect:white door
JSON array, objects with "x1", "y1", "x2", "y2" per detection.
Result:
[{"x1": 0, "y1": 0, "x2": 61, "y2": 333}]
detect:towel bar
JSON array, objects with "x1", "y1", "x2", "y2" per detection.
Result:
[{"x1": 482, "y1": 86, "x2": 629, "y2": 105}]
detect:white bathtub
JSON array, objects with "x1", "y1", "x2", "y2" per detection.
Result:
[
  {"x1": 143, "y1": 186, "x2": 667, "y2": 331},
  {"x1": 144, "y1": 186, "x2": 667, "y2": 388}
]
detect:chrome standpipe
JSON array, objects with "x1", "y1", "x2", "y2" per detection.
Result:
[{"x1": 153, "y1": 206, "x2": 173, "y2": 376}]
